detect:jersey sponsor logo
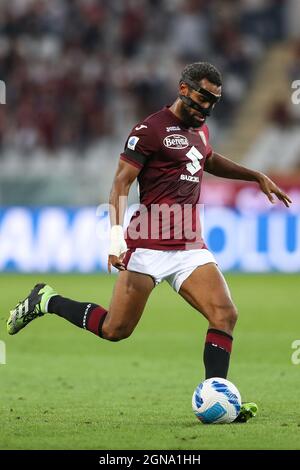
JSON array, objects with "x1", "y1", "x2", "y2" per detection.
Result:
[
  {"x1": 186, "y1": 146, "x2": 204, "y2": 175},
  {"x1": 166, "y1": 126, "x2": 181, "y2": 132},
  {"x1": 135, "y1": 124, "x2": 148, "y2": 131},
  {"x1": 180, "y1": 174, "x2": 199, "y2": 183},
  {"x1": 163, "y1": 134, "x2": 188, "y2": 149},
  {"x1": 127, "y1": 136, "x2": 140, "y2": 150}
]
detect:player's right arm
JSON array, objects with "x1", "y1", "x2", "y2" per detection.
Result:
[
  {"x1": 108, "y1": 160, "x2": 141, "y2": 272},
  {"x1": 108, "y1": 121, "x2": 159, "y2": 271}
]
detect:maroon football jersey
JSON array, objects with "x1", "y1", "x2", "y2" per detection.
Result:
[{"x1": 120, "y1": 106, "x2": 213, "y2": 250}]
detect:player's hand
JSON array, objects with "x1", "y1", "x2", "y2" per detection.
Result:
[
  {"x1": 108, "y1": 253, "x2": 126, "y2": 273},
  {"x1": 107, "y1": 225, "x2": 128, "y2": 272},
  {"x1": 256, "y1": 173, "x2": 292, "y2": 207}
]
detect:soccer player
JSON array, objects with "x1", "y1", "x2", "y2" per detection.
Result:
[{"x1": 7, "y1": 62, "x2": 291, "y2": 422}]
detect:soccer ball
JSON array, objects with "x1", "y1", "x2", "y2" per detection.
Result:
[{"x1": 192, "y1": 377, "x2": 241, "y2": 424}]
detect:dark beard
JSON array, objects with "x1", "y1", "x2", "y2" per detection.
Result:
[{"x1": 180, "y1": 103, "x2": 205, "y2": 128}]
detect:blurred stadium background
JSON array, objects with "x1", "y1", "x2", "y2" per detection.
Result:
[
  {"x1": 1, "y1": 0, "x2": 300, "y2": 451},
  {"x1": 0, "y1": 0, "x2": 299, "y2": 273}
]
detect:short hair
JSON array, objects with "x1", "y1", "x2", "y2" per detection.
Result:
[{"x1": 180, "y1": 62, "x2": 222, "y2": 87}]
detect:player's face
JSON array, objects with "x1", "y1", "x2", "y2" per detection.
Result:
[{"x1": 180, "y1": 79, "x2": 222, "y2": 128}]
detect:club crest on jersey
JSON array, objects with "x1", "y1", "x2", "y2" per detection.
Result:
[
  {"x1": 127, "y1": 136, "x2": 140, "y2": 150},
  {"x1": 163, "y1": 134, "x2": 188, "y2": 149}
]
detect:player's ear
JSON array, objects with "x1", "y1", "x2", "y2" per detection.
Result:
[{"x1": 179, "y1": 81, "x2": 188, "y2": 96}]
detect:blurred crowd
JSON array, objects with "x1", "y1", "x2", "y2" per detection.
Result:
[
  {"x1": 243, "y1": 36, "x2": 300, "y2": 173},
  {"x1": 0, "y1": 0, "x2": 291, "y2": 154}
]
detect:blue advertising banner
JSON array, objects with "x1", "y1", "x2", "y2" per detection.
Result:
[{"x1": 0, "y1": 207, "x2": 299, "y2": 272}]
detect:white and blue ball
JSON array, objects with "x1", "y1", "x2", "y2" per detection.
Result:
[{"x1": 192, "y1": 377, "x2": 241, "y2": 424}]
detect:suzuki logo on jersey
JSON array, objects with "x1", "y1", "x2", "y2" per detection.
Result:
[
  {"x1": 166, "y1": 126, "x2": 181, "y2": 132},
  {"x1": 163, "y1": 134, "x2": 189, "y2": 149},
  {"x1": 180, "y1": 146, "x2": 203, "y2": 182},
  {"x1": 127, "y1": 136, "x2": 140, "y2": 150},
  {"x1": 180, "y1": 174, "x2": 199, "y2": 182}
]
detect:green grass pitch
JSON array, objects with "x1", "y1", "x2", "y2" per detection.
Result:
[{"x1": 0, "y1": 273, "x2": 300, "y2": 450}]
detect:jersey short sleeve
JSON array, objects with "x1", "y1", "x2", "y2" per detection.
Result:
[{"x1": 120, "y1": 122, "x2": 160, "y2": 169}]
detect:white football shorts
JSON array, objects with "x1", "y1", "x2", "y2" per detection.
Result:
[{"x1": 125, "y1": 248, "x2": 216, "y2": 292}]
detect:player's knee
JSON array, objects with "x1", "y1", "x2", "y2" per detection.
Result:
[
  {"x1": 102, "y1": 324, "x2": 133, "y2": 342},
  {"x1": 227, "y1": 304, "x2": 238, "y2": 329},
  {"x1": 210, "y1": 302, "x2": 238, "y2": 332}
]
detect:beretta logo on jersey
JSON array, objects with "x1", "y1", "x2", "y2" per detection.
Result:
[{"x1": 163, "y1": 134, "x2": 188, "y2": 149}]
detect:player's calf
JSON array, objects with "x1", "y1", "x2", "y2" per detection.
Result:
[
  {"x1": 203, "y1": 299, "x2": 238, "y2": 380},
  {"x1": 47, "y1": 295, "x2": 108, "y2": 337}
]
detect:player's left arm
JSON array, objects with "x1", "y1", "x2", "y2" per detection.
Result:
[{"x1": 204, "y1": 151, "x2": 292, "y2": 207}]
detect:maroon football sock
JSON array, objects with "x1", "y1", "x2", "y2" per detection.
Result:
[
  {"x1": 203, "y1": 328, "x2": 233, "y2": 379},
  {"x1": 48, "y1": 296, "x2": 107, "y2": 337}
]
